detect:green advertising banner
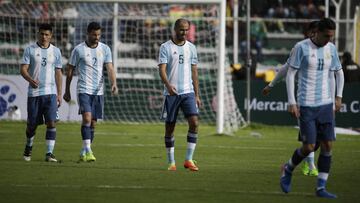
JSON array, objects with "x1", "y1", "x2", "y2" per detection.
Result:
[{"x1": 233, "y1": 80, "x2": 360, "y2": 128}]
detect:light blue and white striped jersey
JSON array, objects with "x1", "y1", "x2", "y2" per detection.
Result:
[
  {"x1": 69, "y1": 42, "x2": 112, "y2": 95},
  {"x1": 22, "y1": 43, "x2": 62, "y2": 97},
  {"x1": 158, "y1": 40, "x2": 198, "y2": 95},
  {"x1": 288, "y1": 38, "x2": 342, "y2": 107}
]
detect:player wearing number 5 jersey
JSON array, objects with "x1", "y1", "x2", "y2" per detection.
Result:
[
  {"x1": 159, "y1": 18, "x2": 202, "y2": 171},
  {"x1": 20, "y1": 23, "x2": 63, "y2": 162},
  {"x1": 63, "y1": 22, "x2": 118, "y2": 162}
]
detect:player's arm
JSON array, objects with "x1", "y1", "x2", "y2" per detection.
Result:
[
  {"x1": 20, "y1": 64, "x2": 39, "y2": 88},
  {"x1": 262, "y1": 63, "x2": 289, "y2": 95},
  {"x1": 192, "y1": 64, "x2": 202, "y2": 108},
  {"x1": 334, "y1": 69, "x2": 344, "y2": 112},
  {"x1": 286, "y1": 67, "x2": 299, "y2": 118},
  {"x1": 55, "y1": 68, "x2": 62, "y2": 107},
  {"x1": 159, "y1": 64, "x2": 177, "y2": 95},
  {"x1": 105, "y1": 62, "x2": 118, "y2": 95},
  {"x1": 63, "y1": 64, "x2": 75, "y2": 102}
]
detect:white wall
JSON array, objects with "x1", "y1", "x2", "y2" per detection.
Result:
[{"x1": 0, "y1": 74, "x2": 81, "y2": 121}]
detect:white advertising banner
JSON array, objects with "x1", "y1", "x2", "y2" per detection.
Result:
[{"x1": 0, "y1": 74, "x2": 81, "y2": 121}]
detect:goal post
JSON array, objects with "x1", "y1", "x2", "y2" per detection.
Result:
[{"x1": 0, "y1": 0, "x2": 246, "y2": 134}]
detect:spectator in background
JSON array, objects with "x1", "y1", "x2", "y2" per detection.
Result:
[
  {"x1": 240, "y1": 14, "x2": 267, "y2": 62},
  {"x1": 341, "y1": 52, "x2": 360, "y2": 83}
]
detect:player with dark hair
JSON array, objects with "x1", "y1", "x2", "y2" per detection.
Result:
[
  {"x1": 21, "y1": 23, "x2": 62, "y2": 162},
  {"x1": 281, "y1": 18, "x2": 344, "y2": 198},
  {"x1": 262, "y1": 21, "x2": 321, "y2": 176},
  {"x1": 63, "y1": 22, "x2": 118, "y2": 162},
  {"x1": 158, "y1": 18, "x2": 202, "y2": 171}
]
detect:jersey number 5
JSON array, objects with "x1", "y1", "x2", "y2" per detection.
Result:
[{"x1": 179, "y1": 54, "x2": 184, "y2": 64}]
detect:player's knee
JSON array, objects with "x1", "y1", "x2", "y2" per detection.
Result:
[
  {"x1": 320, "y1": 141, "x2": 333, "y2": 153},
  {"x1": 26, "y1": 125, "x2": 37, "y2": 138},
  {"x1": 302, "y1": 144, "x2": 315, "y2": 155},
  {"x1": 46, "y1": 121, "x2": 56, "y2": 128}
]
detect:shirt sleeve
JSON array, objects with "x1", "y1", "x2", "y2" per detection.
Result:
[
  {"x1": 269, "y1": 63, "x2": 289, "y2": 87},
  {"x1": 69, "y1": 48, "x2": 78, "y2": 67},
  {"x1": 55, "y1": 48, "x2": 62, "y2": 69},
  {"x1": 287, "y1": 44, "x2": 303, "y2": 70},
  {"x1": 286, "y1": 67, "x2": 298, "y2": 105},
  {"x1": 158, "y1": 44, "x2": 168, "y2": 65},
  {"x1": 330, "y1": 45, "x2": 342, "y2": 71},
  {"x1": 104, "y1": 45, "x2": 112, "y2": 63},
  {"x1": 22, "y1": 47, "x2": 31, "y2": 65},
  {"x1": 191, "y1": 45, "x2": 198, "y2": 65}
]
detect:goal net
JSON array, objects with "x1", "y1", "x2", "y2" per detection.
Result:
[{"x1": 0, "y1": 0, "x2": 246, "y2": 134}]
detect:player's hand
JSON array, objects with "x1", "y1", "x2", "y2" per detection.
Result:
[
  {"x1": 288, "y1": 104, "x2": 300, "y2": 118},
  {"x1": 111, "y1": 84, "x2": 119, "y2": 95},
  {"x1": 262, "y1": 85, "x2": 272, "y2": 96},
  {"x1": 167, "y1": 85, "x2": 178, "y2": 96},
  {"x1": 334, "y1": 96, "x2": 342, "y2": 112},
  {"x1": 57, "y1": 95, "x2": 62, "y2": 107},
  {"x1": 30, "y1": 79, "x2": 39, "y2": 88},
  {"x1": 196, "y1": 96, "x2": 202, "y2": 108},
  {"x1": 63, "y1": 91, "x2": 71, "y2": 103}
]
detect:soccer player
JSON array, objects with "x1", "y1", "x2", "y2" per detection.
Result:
[
  {"x1": 280, "y1": 18, "x2": 344, "y2": 198},
  {"x1": 262, "y1": 21, "x2": 320, "y2": 177},
  {"x1": 20, "y1": 23, "x2": 62, "y2": 162},
  {"x1": 63, "y1": 22, "x2": 118, "y2": 162},
  {"x1": 158, "y1": 18, "x2": 202, "y2": 171}
]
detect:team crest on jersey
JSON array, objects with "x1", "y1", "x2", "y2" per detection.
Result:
[
  {"x1": 325, "y1": 53, "x2": 331, "y2": 59},
  {"x1": 173, "y1": 51, "x2": 177, "y2": 55},
  {"x1": 97, "y1": 51, "x2": 103, "y2": 58}
]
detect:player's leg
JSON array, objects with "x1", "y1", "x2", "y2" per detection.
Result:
[
  {"x1": 316, "y1": 141, "x2": 336, "y2": 198},
  {"x1": 44, "y1": 95, "x2": 59, "y2": 162},
  {"x1": 78, "y1": 94, "x2": 95, "y2": 162},
  {"x1": 315, "y1": 104, "x2": 337, "y2": 198},
  {"x1": 163, "y1": 95, "x2": 180, "y2": 171},
  {"x1": 90, "y1": 120, "x2": 96, "y2": 143},
  {"x1": 305, "y1": 151, "x2": 319, "y2": 176},
  {"x1": 165, "y1": 122, "x2": 176, "y2": 171},
  {"x1": 89, "y1": 95, "x2": 103, "y2": 144},
  {"x1": 281, "y1": 106, "x2": 316, "y2": 193},
  {"x1": 23, "y1": 96, "x2": 40, "y2": 161},
  {"x1": 298, "y1": 131, "x2": 310, "y2": 175},
  {"x1": 182, "y1": 93, "x2": 199, "y2": 171}
]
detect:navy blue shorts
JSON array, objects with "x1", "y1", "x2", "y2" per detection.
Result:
[
  {"x1": 78, "y1": 93, "x2": 104, "y2": 120},
  {"x1": 299, "y1": 103, "x2": 335, "y2": 144},
  {"x1": 161, "y1": 92, "x2": 199, "y2": 123},
  {"x1": 27, "y1": 94, "x2": 58, "y2": 126}
]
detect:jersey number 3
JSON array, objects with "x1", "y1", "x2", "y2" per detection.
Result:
[{"x1": 41, "y1": 57, "x2": 47, "y2": 67}]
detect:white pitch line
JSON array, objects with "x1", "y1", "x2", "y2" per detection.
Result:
[{"x1": 9, "y1": 184, "x2": 314, "y2": 197}]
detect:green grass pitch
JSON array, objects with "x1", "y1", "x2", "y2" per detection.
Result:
[{"x1": 0, "y1": 121, "x2": 359, "y2": 203}]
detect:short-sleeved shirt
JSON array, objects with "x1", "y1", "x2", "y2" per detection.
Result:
[
  {"x1": 288, "y1": 38, "x2": 342, "y2": 107},
  {"x1": 158, "y1": 40, "x2": 198, "y2": 95},
  {"x1": 22, "y1": 43, "x2": 62, "y2": 97},
  {"x1": 69, "y1": 42, "x2": 112, "y2": 95}
]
